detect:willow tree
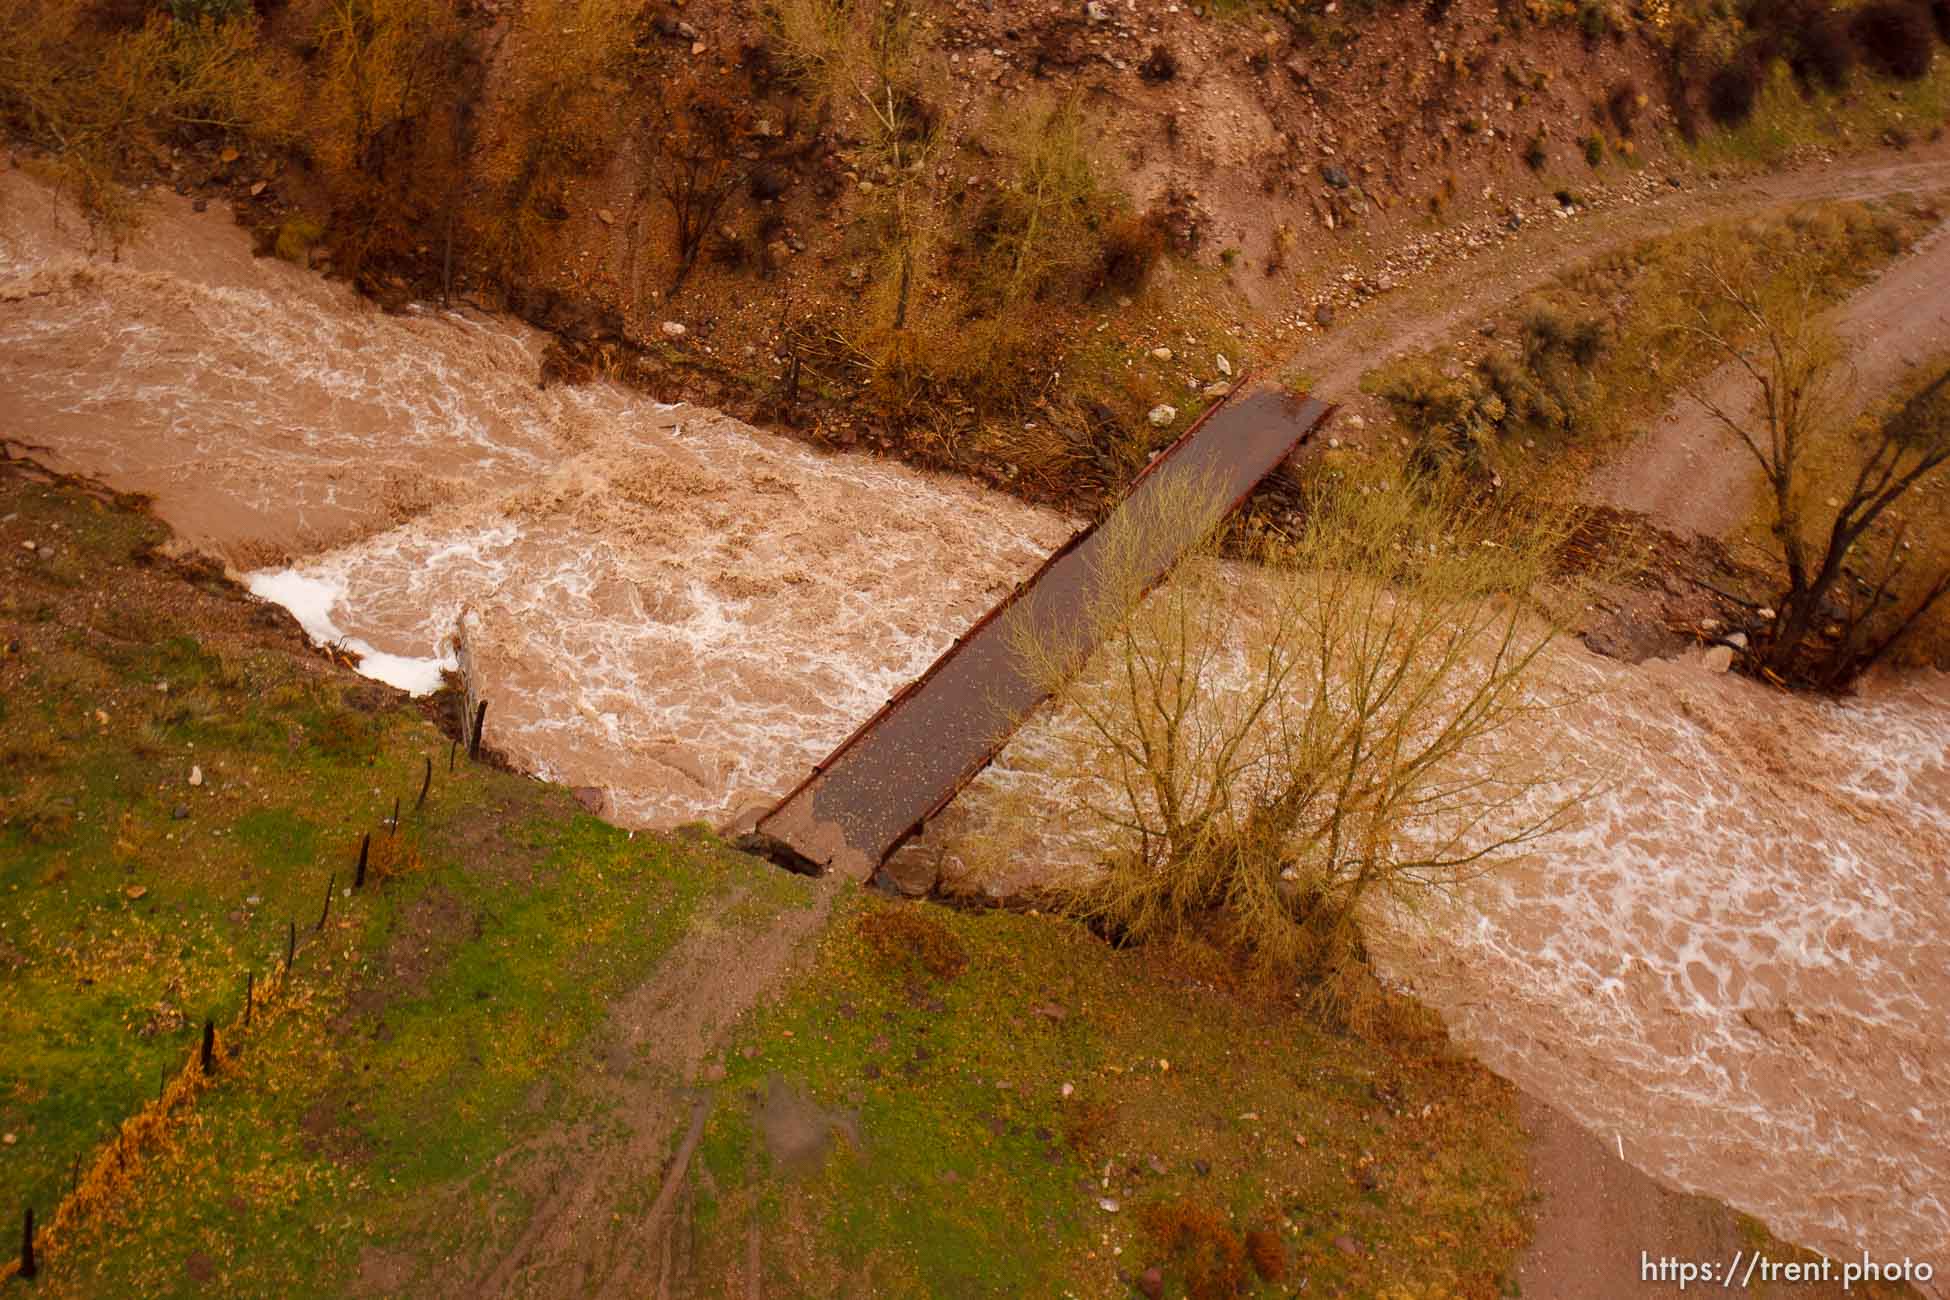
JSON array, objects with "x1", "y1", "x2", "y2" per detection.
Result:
[{"x1": 1010, "y1": 470, "x2": 1582, "y2": 1012}]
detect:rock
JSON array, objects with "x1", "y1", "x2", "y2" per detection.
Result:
[
  {"x1": 1314, "y1": 302, "x2": 1336, "y2": 327},
  {"x1": 572, "y1": 786, "x2": 605, "y2": 813},
  {"x1": 1137, "y1": 1267, "x2": 1165, "y2": 1298},
  {"x1": 1139, "y1": 44, "x2": 1178, "y2": 83},
  {"x1": 191, "y1": 198, "x2": 208, "y2": 213},
  {"x1": 249, "y1": 180, "x2": 267, "y2": 197},
  {"x1": 765, "y1": 238, "x2": 792, "y2": 269},
  {"x1": 596, "y1": 208, "x2": 616, "y2": 226},
  {"x1": 1215, "y1": 353, "x2": 1232, "y2": 376},
  {"x1": 1085, "y1": 0, "x2": 1109, "y2": 19},
  {"x1": 1344, "y1": 413, "x2": 1365, "y2": 429},
  {"x1": 1321, "y1": 164, "x2": 1351, "y2": 189},
  {"x1": 1147, "y1": 404, "x2": 1178, "y2": 427},
  {"x1": 1724, "y1": 632, "x2": 1749, "y2": 649},
  {"x1": 660, "y1": 321, "x2": 687, "y2": 339},
  {"x1": 188, "y1": 765, "x2": 203, "y2": 787},
  {"x1": 19, "y1": 540, "x2": 33, "y2": 551},
  {"x1": 1335, "y1": 1235, "x2": 1362, "y2": 1257},
  {"x1": 1150, "y1": 346, "x2": 1173, "y2": 361},
  {"x1": 1061, "y1": 1081, "x2": 1075, "y2": 1098},
  {"x1": 220, "y1": 147, "x2": 240, "y2": 164},
  {"x1": 172, "y1": 804, "x2": 190, "y2": 821},
  {"x1": 125, "y1": 885, "x2": 147, "y2": 900},
  {"x1": 874, "y1": 852, "x2": 938, "y2": 898},
  {"x1": 1702, "y1": 644, "x2": 1736, "y2": 674},
  {"x1": 1098, "y1": 1197, "x2": 1121, "y2": 1213},
  {"x1": 1757, "y1": 606, "x2": 1777, "y2": 620}
]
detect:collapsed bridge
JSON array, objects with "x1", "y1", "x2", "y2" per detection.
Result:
[{"x1": 749, "y1": 383, "x2": 1336, "y2": 881}]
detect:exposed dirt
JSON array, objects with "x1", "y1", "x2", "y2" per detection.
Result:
[
  {"x1": 1590, "y1": 209, "x2": 1950, "y2": 536},
  {"x1": 458, "y1": 880, "x2": 837, "y2": 1300}
]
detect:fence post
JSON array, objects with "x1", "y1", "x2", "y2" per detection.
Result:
[
  {"x1": 200, "y1": 1019, "x2": 215, "y2": 1076},
  {"x1": 244, "y1": 971, "x2": 253, "y2": 1027},
  {"x1": 469, "y1": 701, "x2": 488, "y2": 762},
  {"x1": 389, "y1": 796, "x2": 400, "y2": 835},
  {"x1": 285, "y1": 920, "x2": 295, "y2": 975},
  {"x1": 317, "y1": 873, "x2": 335, "y2": 932},
  {"x1": 354, "y1": 833, "x2": 370, "y2": 891},
  {"x1": 416, "y1": 755, "x2": 432, "y2": 810},
  {"x1": 19, "y1": 1206, "x2": 34, "y2": 1279}
]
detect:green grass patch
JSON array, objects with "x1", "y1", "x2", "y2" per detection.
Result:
[
  {"x1": 1686, "y1": 57, "x2": 1950, "y2": 171},
  {"x1": 691, "y1": 897, "x2": 1531, "y2": 1297}
]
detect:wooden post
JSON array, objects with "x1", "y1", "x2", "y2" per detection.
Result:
[
  {"x1": 19, "y1": 1206, "x2": 34, "y2": 1279},
  {"x1": 416, "y1": 755, "x2": 432, "y2": 811},
  {"x1": 200, "y1": 1019, "x2": 215, "y2": 1076},
  {"x1": 354, "y1": 833, "x2": 370, "y2": 891},
  {"x1": 390, "y1": 796, "x2": 400, "y2": 834},
  {"x1": 244, "y1": 971, "x2": 253, "y2": 1027},
  {"x1": 285, "y1": 920, "x2": 295, "y2": 975},
  {"x1": 469, "y1": 700, "x2": 488, "y2": 762},
  {"x1": 448, "y1": 738, "x2": 457, "y2": 774},
  {"x1": 317, "y1": 873, "x2": 334, "y2": 932}
]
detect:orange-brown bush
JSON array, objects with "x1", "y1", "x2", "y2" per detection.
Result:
[
  {"x1": 857, "y1": 905, "x2": 969, "y2": 980},
  {"x1": 1245, "y1": 1223, "x2": 1288, "y2": 1282},
  {"x1": 1140, "y1": 1198, "x2": 1250, "y2": 1300}
]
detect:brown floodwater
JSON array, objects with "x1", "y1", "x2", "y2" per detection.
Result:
[{"x1": 4, "y1": 173, "x2": 1944, "y2": 1266}]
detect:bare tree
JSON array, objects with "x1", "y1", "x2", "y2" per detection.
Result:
[
  {"x1": 643, "y1": 74, "x2": 750, "y2": 295},
  {"x1": 1675, "y1": 258, "x2": 1950, "y2": 688},
  {"x1": 1008, "y1": 471, "x2": 1582, "y2": 1014}
]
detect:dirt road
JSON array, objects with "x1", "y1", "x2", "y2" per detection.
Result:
[
  {"x1": 1590, "y1": 213, "x2": 1950, "y2": 536},
  {"x1": 1284, "y1": 143, "x2": 1950, "y2": 403}
]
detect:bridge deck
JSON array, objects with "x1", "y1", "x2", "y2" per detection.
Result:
[{"x1": 752, "y1": 385, "x2": 1336, "y2": 879}]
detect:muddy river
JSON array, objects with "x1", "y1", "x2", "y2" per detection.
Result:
[{"x1": 3, "y1": 176, "x2": 1944, "y2": 1266}]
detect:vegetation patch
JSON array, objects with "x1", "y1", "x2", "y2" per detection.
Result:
[{"x1": 689, "y1": 894, "x2": 1531, "y2": 1297}]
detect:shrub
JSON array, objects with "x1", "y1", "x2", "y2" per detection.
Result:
[
  {"x1": 1852, "y1": 0, "x2": 1935, "y2": 78},
  {"x1": 858, "y1": 906, "x2": 969, "y2": 980},
  {"x1": 1934, "y1": 0, "x2": 1950, "y2": 44},
  {"x1": 1606, "y1": 80, "x2": 1642, "y2": 135},
  {"x1": 1522, "y1": 130, "x2": 1548, "y2": 169},
  {"x1": 1097, "y1": 209, "x2": 1165, "y2": 297},
  {"x1": 1583, "y1": 132, "x2": 1605, "y2": 165},
  {"x1": 1706, "y1": 58, "x2": 1761, "y2": 125},
  {"x1": 1763, "y1": 0, "x2": 1858, "y2": 89},
  {"x1": 1140, "y1": 1200, "x2": 1249, "y2": 1300},
  {"x1": 1245, "y1": 1225, "x2": 1288, "y2": 1281}
]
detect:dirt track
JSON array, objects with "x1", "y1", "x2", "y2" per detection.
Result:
[
  {"x1": 1284, "y1": 142, "x2": 1950, "y2": 404},
  {"x1": 1591, "y1": 211, "x2": 1950, "y2": 536}
]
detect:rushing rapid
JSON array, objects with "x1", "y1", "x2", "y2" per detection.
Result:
[{"x1": 4, "y1": 176, "x2": 1945, "y2": 1265}]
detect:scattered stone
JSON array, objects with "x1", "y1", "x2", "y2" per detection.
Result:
[
  {"x1": 172, "y1": 804, "x2": 190, "y2": 820},
  {"x1": 1344, "y1": 413, "x2": 1365, "y2": 429},
  {"x1": 1192, "y1": 1157, "x2": 1210, "y2": 1176},
  {"x1": 1137, "y1": 1267, "x2": 1165, "y2": 1298},
  {"x1": 1147, "y1": 404, "x2": 1178, "y2": 427},
  {"x1": 1098, "y1": 1197, "x2": 1121, "y2": 1213},
  {"x1": 1086, "y1": 0, "x2": 1110, "y2": 20},
  {"x1": 874, "y1": 853, "x2": 938, "y2": 898},
  {"x1": 1214, "y1": 353, "x2": 1232, "y2": 376},
  {"x1": 0, "y1": 1133, "x2": 13, "y2": 1146},
  {"x1": 188, "y1": 765, "x2": 203, "y2": 787},
  {"x1": 1314, "y1": 302, "x2": 1335, "y2": 327},
  {"x1": 660, "y1": 321, "x2": 687, "y2": 339},
  {"x1": 1321, "y1": 164, "x2": 1351, "y2": 189},
  {"x1": 249, "y1": 180, "x2": 267, "y2": 197},
  {"x1": 1031, "y1": 1002, "x2": 1069, "y2": 1020},
  {"x1": 1327, "y1": 437, "x2": 1340, "y2": 449},
  {"x1": 1335, "y1": 1235, "x2": 1361, "y2": 1257},
  {"x1": 124, "y1": 885, "x2": 147, "y2": 900},
  {"x1": 1150, "y1": 346, "x2": 1173, "y2": 361},
  {"x1": 1061, "y1": 1081, "x2": 1075, "y2": 1098},
  {"x1": 596, "y1": 208, "x2": 616, "y2": 226},
  {"x1": 572, "y1": 786, "x2": 605, "y2": 813},
  {"x1": 20, "y1": 540, "x2": 34, "y2": 551},
  {"x1": 1724, "y1": 632, "x2": 1749, "y2": 649},
  {"x1": 220, "y1": 147, "x2": 240, "y2": 164},
  {"x1": 1702, "y1": 644, "x2": 1736, "y2": 674},
  {"x1": 1757, "y1": 606, "x2": 1777, "y2": 620}
]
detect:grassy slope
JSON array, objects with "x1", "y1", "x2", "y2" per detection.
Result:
[{"x1": 0, "y1": 463, "x2": 1532, "y2": 1296}]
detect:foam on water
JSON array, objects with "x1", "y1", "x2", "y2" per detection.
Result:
[{"x1": 7, "y1": 171, "x2": 1947, "y2": 1265}]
